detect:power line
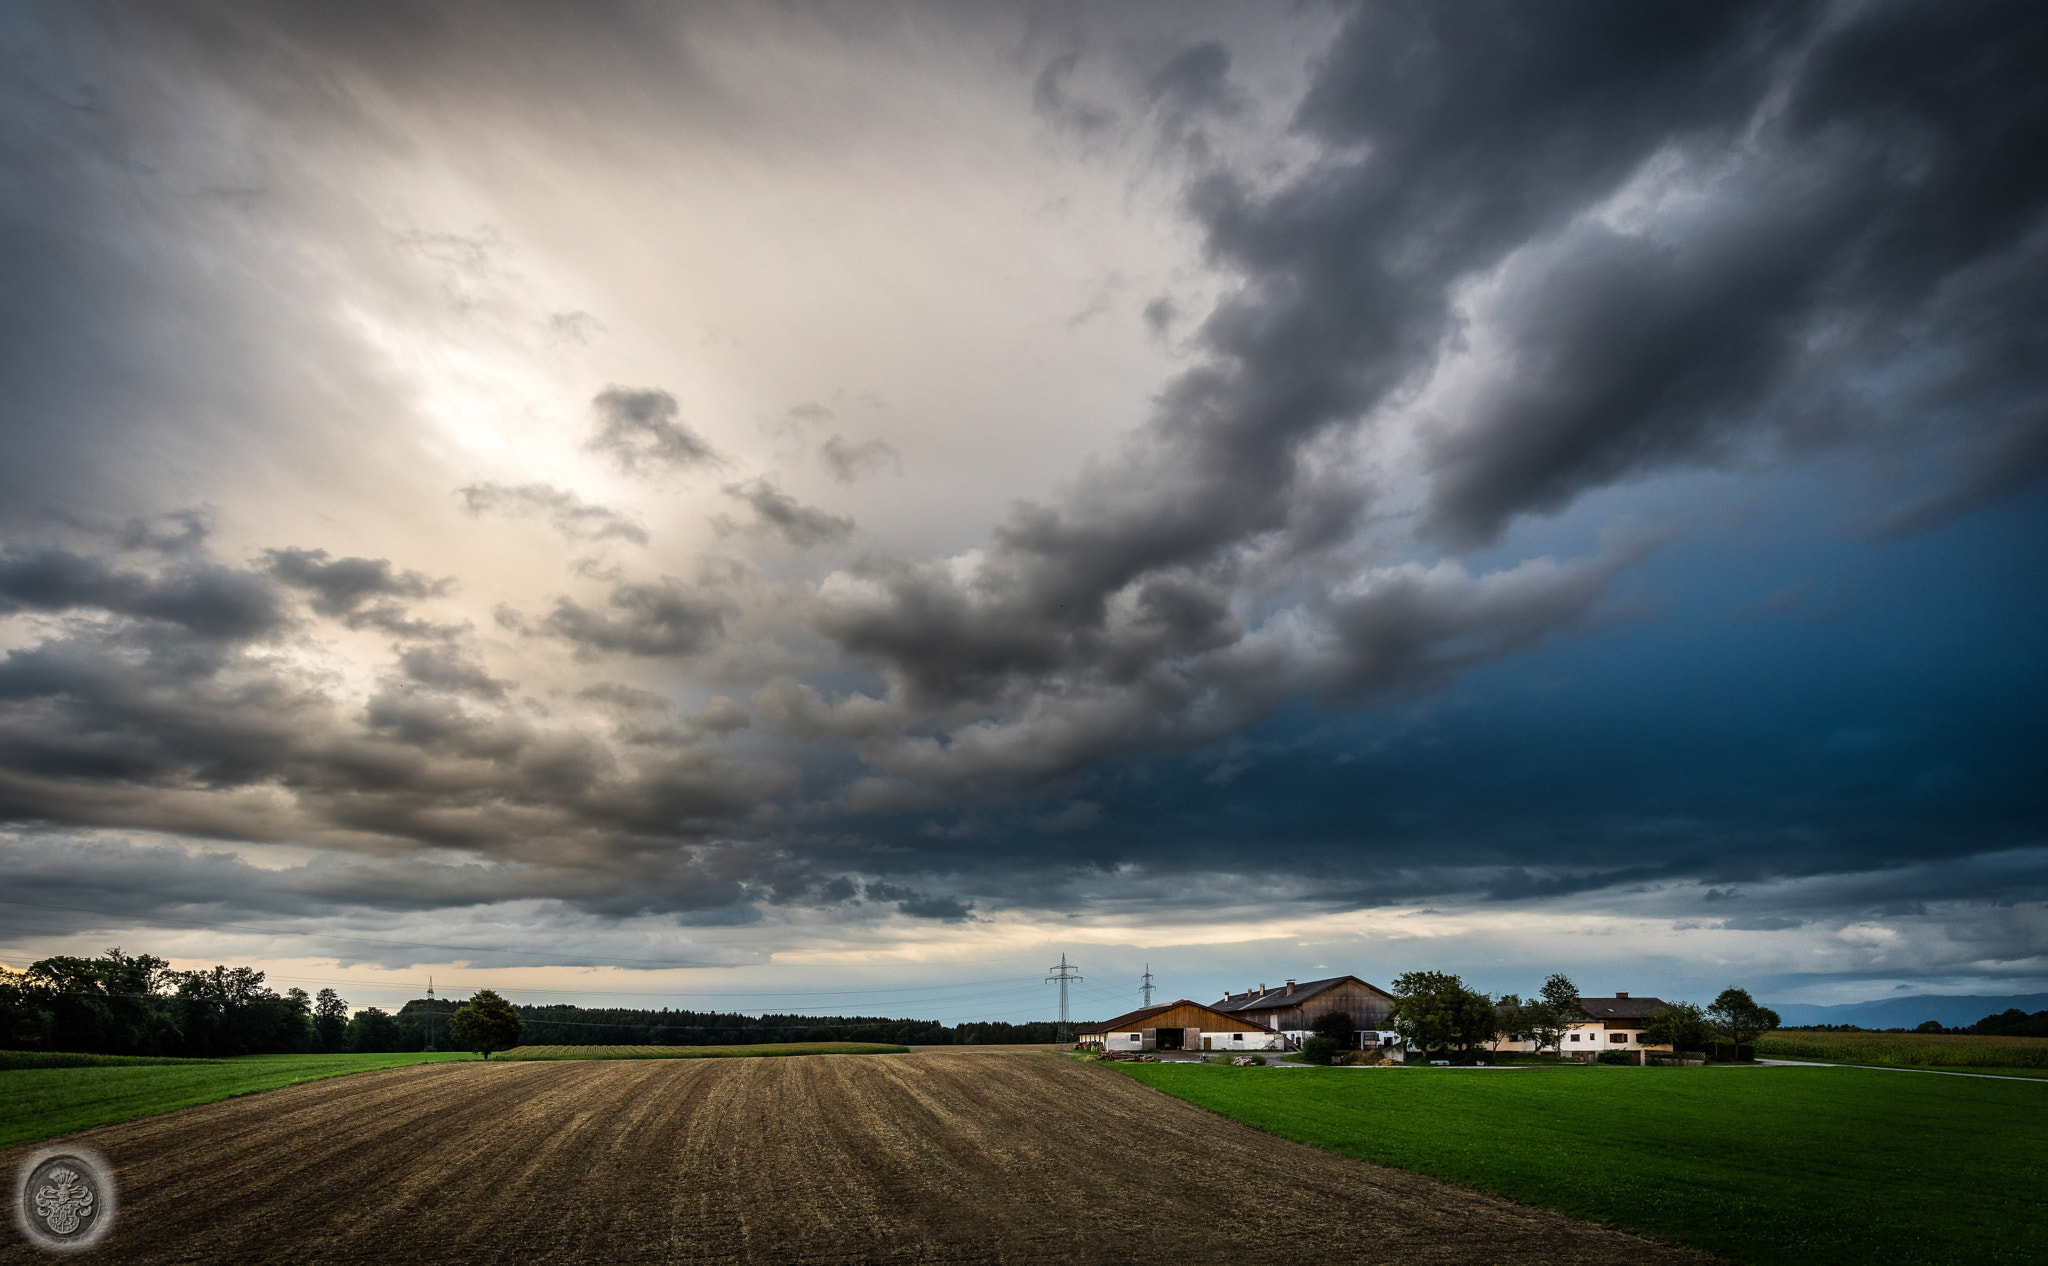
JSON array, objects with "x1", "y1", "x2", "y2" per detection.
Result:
[{"x1": 1045, "y1": 953, "x2": 1082, "y2": 1045}]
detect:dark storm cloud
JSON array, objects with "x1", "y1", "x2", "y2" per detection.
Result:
[
  {"x1": 518, "y1": 579, "x2": 731, "y2": 659},
  {"x1": 458, "y1": 482, "x2": 649, "y2": 545},
  {"x1": 1179, "y1": 0, "x2": 2048, "y2": 546},
  {"x1": 587, "y1": 386, "x2": 721, "y2": 477},
  {"x1": 718, "y1": 478, "x2": 855, "y2": 549},
  {"x1": 1142, "y1": 295, "x2": 1179, "y2": 339},
  {"x1": 1145, "y1": 41, "x2": 1244, "y2": 158},
  {"x1": 397, "y1": 645, "x2": 512, "y2": 699},
  {"x1": 0, "y1": 547, "x2": 287, "y2": 640},
  {"x1": 264, "y1": 548, "x2": 447, "y2": 621},
  {"x1": 3, "y1": 0, "x2": 2042, "y2": 955}
]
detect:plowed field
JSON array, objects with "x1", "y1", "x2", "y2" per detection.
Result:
[{"x1": 1, "y1": 1053, "x2": 1712, "y2": 1264}]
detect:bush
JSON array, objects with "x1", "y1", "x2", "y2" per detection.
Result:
[
  {"x1": 1596, "y1": 1050, "x2": 1634, "y2": 1065},
  {"x1": 1310, "y1": 1011, "x2": 1355, "y2": 1044},
  {"x1": 1300, "y1": 1034, "x2": 1344, "y2": 1065}
]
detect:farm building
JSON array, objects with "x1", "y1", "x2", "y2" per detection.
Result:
[
  {"x1": 1212, "y1": 976, "x2": 1397, "y2": 1049},
  {"x1": 1490, "y1": 993, "x2": 1670, "y2": 1060},
  {"x1": 1079, "y1": 1000, "x2": 1281, "y2": 1053}
]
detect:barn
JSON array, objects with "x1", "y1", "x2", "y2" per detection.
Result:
[
  {"x1": 1078, "y1": 1000, "x2": 1282, "y2": 1053},
  {"x1": 1211, "y1": 976, "x2": 1398, "y2": 1049}
]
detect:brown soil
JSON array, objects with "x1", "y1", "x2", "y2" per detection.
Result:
[{"x1": 1, "y1": 1053, "x2": 1715, "y2": 1264}]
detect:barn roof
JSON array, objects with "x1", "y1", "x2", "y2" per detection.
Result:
[
  {"x1": 1212, "y1": 975, "x2": 1393, "y2": 1015},
  {"x1": 1083, "y1": 1000, "x2": 1276, "y2": 1035}
]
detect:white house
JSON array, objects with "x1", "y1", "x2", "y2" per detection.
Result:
[{"x1": 1490, "y1": 992, "x2": 1668, "y2": 1060}]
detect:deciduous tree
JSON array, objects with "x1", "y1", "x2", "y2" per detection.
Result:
[
  {"x1": 1388, "y1": 972, "x2": 1498, "y2": 1059},
  {"x1": 1642, "y1": 1001, "x2": 1711, "y2": 1052},
  {"x1": 448, "y1": 989, "x2": 524, "y2": 1060},
  {"x1": 1706, "y1": 987, "x2": 1780, "y2": 1048},
  {"x1": 345, "y1": 1007, "x2": 401, "y2": 1053},
  {"x1": 313, "y1": 988, "x2": 349, "y2": 1053}
]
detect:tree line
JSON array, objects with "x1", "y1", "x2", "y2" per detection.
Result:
[
  {"x1": 1905, "y1": 1009, "x2": 2048, "y2": 1037},
  {"x1": 0, "y1": 948, "x2": 1091, "y2": 1056}
]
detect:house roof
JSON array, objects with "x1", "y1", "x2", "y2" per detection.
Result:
[
  {"x1": 1575, "y1": 995, "x2": 1667, "y2": 1022},
  {"x1": 1212, "y1": 975, "x2": 1393, "y2": 1015},
  {"x1": 1083, "y1": 1000, "x2": 1275, "y2": 1035}
]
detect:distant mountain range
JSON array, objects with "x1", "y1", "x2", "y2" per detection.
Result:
[{"x1": 1767, "y1": 993, "x2": 2048, "y2": 1030}]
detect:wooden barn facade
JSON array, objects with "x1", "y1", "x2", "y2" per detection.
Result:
[
  {"x1": 1078, "y1": 1000, "x2": 1281, "y2": 1053},
  {"x1": 1211, "y1": 976, "x2": 1398, "y2": 1048}
]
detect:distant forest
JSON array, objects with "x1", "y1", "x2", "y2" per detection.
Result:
[{"x1": 0, "y1": 948, "x2": 1088, "y2": 1056}]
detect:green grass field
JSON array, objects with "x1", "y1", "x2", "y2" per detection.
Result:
[
  {"x1": 1112, "y1": 1062, "x2": 2046, "y2": 1265},
  {"x1": 1758, "y1": 1030, "x2": 2048, "y2": 1070},
  {"x1": 0, "y1": 1050, "x2": 225, "y2": 1071},
  {"x1": 0, "y1": 1051, "x2": 474, "y2": 1149},
  {"x1": 499, "y1": 1042, "x2": 909, "y2": 1060}
]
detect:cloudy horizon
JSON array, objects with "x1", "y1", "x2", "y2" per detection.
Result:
[{"x1": 2, "y1": 0, "x2": 2043, "y2": 1021}]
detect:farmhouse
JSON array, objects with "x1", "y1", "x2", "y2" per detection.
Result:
[
  {"x1": 1212, "y1": 976, "x2": 1397, "y2": 1049},
  {"x1": 1079, "y1": 1000, "x2": 1281, "y2": 1053},
  {"x1": 1491, "y1": 992, "x2": 1670, "y2": 1060}
]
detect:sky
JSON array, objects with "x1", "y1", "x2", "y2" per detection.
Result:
[{"x1": 1, "y1": 0, "x2": 2043, "y2": 1024}]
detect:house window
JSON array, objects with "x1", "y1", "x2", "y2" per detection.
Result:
[
  {"x1": 1129, "y1": 1034, "x2": 1141, "y2": 1040},
  {"x1": 1231, "y1": 1033, "x2": 1243, "y2": 1041},
  {"x1": 1570, "y1": 1034, "x2": 1581, "y2": 1042},
  {"x1": 1610, "y1": 1033, "x2": 1626, "y2": 1043}
]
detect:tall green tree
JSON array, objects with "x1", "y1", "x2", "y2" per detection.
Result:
[
  {"x1": 1505, "y1": 973, "x2": 1583, "y2": 1055},
  {"x1": 1706, "y1": 987, "x2": 1780, "y2": 1048},
  {"x1": 0, "y1": 965, "x2": 53, "y2": 1050},
  {"x1": 24, "y1": 948, "x2": 178, "y2": 1055},
  {"x1": 448, "y1": 989, "x2": 524, "y2": 1060},
  {"x1": 345, "y1": 1007, "x2": 402, "y2": 1053},
  {"x1": 1642, "y1": 1001, "x2": 1711, "y2": 1052},
  {"x1": 1387, "y1": 972, "x2": 1498, "y2": 1058},
  {"x1": 313, "y1": 989, "x2": 349, "y2": 1052}
]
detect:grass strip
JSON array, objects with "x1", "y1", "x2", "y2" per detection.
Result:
[
  {"x1": 499, "y1": 1042, "x2": 909, "y2": 1060},
  {"x1": 0, "y1": 1051, "x2": 475, "y2": 1149},
  {"x1": 0, "y1": 1050, "x2": 224, "y2": 1071},
  {"x1": 1112, "y1": 1062, "x2": 2046, "y2": 1266}
]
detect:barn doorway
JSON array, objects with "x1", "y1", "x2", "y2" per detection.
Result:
[{"x1": 1153, "y1": 1027, "x2": 1184, "y2": 1050}]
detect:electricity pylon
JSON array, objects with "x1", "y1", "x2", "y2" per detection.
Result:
[
  {"x1": 1140, "y1": 964, "x2": 1155, "y2": 1007},
  {"x1": 1046, "y1": 954, "x2": 1083, "y2": 1044},
  {"x1": 424, "y1": 975, "x2": 436, "y2": 1052}
]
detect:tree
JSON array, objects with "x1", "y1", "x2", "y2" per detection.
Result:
[
  {"x1": 345, "y1": 1007, "x2": 402, "y2": 1053},
  {"x1": 313, "y1": 989, "x2": 349, "y2": 1053},
  {"x1": 1539, "y1": 974, "x2": 1585, "y2": 1022},
  {"x1": 1502, "y1": 974, "x2": 1583, "y2": 1056},
  {"x1": 1310, "y1": 1010, "x2": 1355, "y2": 1046},
  {"x1": 1387, "y1": 972, "x2": 1498, "y2": 1059},
  {"x1": 1968, "y1": 1009, "x2": 2048, "y2": 1038},
  {"x1": 0, "y1": 965, "x2": 53, "y2": 1050},
  {"x1": 1642, "y1": 1001, "x2": 1711, "y2": 1052},
  {"x1": 448, "y1": 989, "x2": 524, "y2": 1060},
  {"x1": 1706, "y1": 987, "x2": 1780, "y2": 1049}
]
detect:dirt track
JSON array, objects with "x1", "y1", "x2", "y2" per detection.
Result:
[{"x1": 2, "y1": 1053, "x2": 1712, "y2": 1264}]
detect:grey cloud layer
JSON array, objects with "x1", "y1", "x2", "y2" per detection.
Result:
[{"x1": 0, "y1": 0, "x2": 2041, "y2": 952}]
